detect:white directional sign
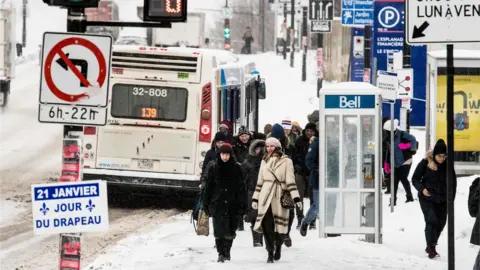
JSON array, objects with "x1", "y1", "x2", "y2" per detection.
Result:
[
  {"x1": 38, "y1": 32, "x2": 113, "y2": 126},
  {"x1": 406, "y1": 0, "x2": 480, "y2": 44},
  {"x1": 32, "y1": 180, "x2": 109, "y2": 235},
  {"x1": 377, "y1": 71, "x2": 398, "y2": 101},
  {"x1": 309, "y1": 0, "x2": 334, "y2": 21},
  {"x1": 397, "y1": 68, "x2": 414, "y2": 99}
]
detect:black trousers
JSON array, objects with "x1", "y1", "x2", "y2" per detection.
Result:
[
  {"x1": 262, "y1": 207, "x2": 285, "y2": 252},
  {"x1": 393, "y1": 164, "x2": 413, "y2": 200},
  {"x1": 419, "y1": 196, "x2": 447, "y2": 246}
]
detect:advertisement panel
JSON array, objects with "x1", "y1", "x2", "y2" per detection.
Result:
[
  {"x1": 350, "y1": 27, "x2": 365, "y2": 82},
  {"x1": 373, "y1": 0, "x2": 427, "y2": 126},
  {"x1": 436, "y1": 75, "x2": 480, "y2": 152}
]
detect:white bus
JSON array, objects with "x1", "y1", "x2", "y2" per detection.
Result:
[{"x1": 64, "y1": 46, "x2": 265, "y2": 192}]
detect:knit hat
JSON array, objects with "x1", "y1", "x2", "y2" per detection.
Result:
[
  {"x1": 270, "y1": 124, "x2": 285, "y2": 139},
  {"x1": 266, "y1": 137, "x2": 282, "y2": 149},
  {"x1": 237, "y1": 125, "x2": 250, "y2": 136},
  {"x1": 433, "y1": 139, "x2": 447, "y2": 156},
  {"x1": 281, "y1": 120, "x2": 292, "y2": 130},
  {"x1": 220, "y1": 120, "x2": 233, "y2": 131},
  {"x1": 304, "y1": 122, "x2": 317, "y2": 131},
  {"x1": 308, "y1": 110, "x2": 319, "y2": 124},
  {"x1": 383, "y1": 119, "x2": 399, "y2": 131},
  {"x1": 218, "y1": 143, "x2": 233, "y2": 154},
  {"x1": 214, "y1": 131, "x2": 227, "y2": 142},
  {"x1": 292, "y1": 121, "x2": 300, "y2": 127}
]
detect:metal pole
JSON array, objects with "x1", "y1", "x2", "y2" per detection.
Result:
[
  {"x1": 317, "y1": 33, "x2": 323, "y2": 96},
  {"x1": 390, "y1": 104, "x2": 395, "y2": 213},
  {"x1": 301, "y1": 6, "x2": 307, "y2": 81},
  {"x1": 22, "y1": 0, "x2": 27, "y2": 47},
  {"x1": 446, "y1": 44, "x2": 455, "y2": 270},
  {"x1": 402, "y1": 41, "x2": 412, "y2": 133},
  {"x1": 290, "y1": 0, "x2": 295, "y2": 67},
  {"x1": 364, "y1": 26, "x2": 372, "y2": 82},
  {"x1": 260, "y1": 0, "x2": 265, "y2": 52},
  {"x1": 283, "y1": 3, "x2": 287, "y2": 60}
]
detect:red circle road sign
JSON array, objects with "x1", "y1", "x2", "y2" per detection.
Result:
[{"x1": 44, "y1": 37, "x2": 107, "y2": 102}]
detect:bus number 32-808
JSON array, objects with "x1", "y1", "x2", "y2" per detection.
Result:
[{"x1": 132, "y1": 87, "x2": 168, "y2": 97}]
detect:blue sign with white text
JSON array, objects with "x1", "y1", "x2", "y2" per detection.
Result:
[
  {"x1": 373, "y1": 0, "x2": 427, "y2": 126},
  {"x1": 31, "y1": 180, "x2": 109, "y2": 235},
  {"x1": 350, "y1": 28, "x2": 365, "y2": 82},
  {"x1": 341, "y1": 0, "x2": 374, "y2": 26},
  {"x1": 325, "y1": 95, "x2": 376, "y2": 109}
]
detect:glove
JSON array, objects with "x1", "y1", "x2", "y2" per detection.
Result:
[
  {"x1": 251, "y1": 202, "x2": 258, "y2": 210},
  {"x1": 383, "y1": 162, "x2": 391, "y2": 174},
  {"x1": 296, "y1": 202, "x2": 303, "y2": 210},
  {"x1": 398, "y1": 142, "x2": 412, "y2": 150}
]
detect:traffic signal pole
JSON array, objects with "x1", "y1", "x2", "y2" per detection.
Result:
[{"x1": 224, "y1": 0, "x2": 230, "y2": 50}]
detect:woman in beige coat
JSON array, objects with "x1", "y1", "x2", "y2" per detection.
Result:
[{"x1": 251, "y1": 137, "x2": 302, "y2": 263}]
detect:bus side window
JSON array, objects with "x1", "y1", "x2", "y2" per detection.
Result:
[{"x1": 245, "y1": 83, "x2": 251, "y2": 117}]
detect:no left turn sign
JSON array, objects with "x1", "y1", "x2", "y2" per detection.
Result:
[{"x1": 38, "y1": 32, "x2": 112, "y2": 126}]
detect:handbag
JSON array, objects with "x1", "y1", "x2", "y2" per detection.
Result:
[
  {"x1": 196, "y1": 209, "x2": 210, "y2": 236},
  {"x1": 269, "y1": 169, "x2": 295, "y2": 209}
]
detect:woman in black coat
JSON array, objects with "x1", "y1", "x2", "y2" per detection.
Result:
[
  {"x1": 468, "y1": 177, "x2": 480, "y2": 269},
  {"x1": 241, "y1": 139, "x2": 266, "y2": 247},
  {"x1": 412, "y1": 139, "x2": 457, "y2": 259},
  {"x1": 202, "y1": 143, "x2": 247, "y2": 263}
]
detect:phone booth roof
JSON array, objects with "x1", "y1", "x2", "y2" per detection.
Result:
[{"x1": 320, "y1": 82, "x2": 382, "y2": 96}]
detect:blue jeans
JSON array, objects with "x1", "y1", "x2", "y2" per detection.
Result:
[{"x1": 302, "y1": 189, "x2": 319, "y2": 225}]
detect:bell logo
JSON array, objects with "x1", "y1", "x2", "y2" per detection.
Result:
[{"x1": 339, "y1": 96, "x2": 361, "y2": 108}]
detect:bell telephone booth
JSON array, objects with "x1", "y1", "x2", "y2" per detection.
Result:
[{"x1": 318, "y1": 82, "x2": 383, "y2": 244}]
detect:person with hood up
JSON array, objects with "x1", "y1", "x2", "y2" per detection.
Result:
[
  {"x1": 468, "y1": 177, "x2": 480, "y2": 269},
  {"x1": 251, "y1": 137, "x2": 302, "y2": 263},
  {"x1": 201, "y1": 132, "x2": 227, "y2": 187},
  {"x1": 412, "y1": 139, "x2": 457, "y2": 259},
  {"x1": 202, "y1": 143, "x2": 247, "y2": 263},
  {"x1": 242, "y1": 139, "x2": 266, "y2": 247},
  {"x1": 291, "y1": 121, "x2": 302, "y2": 137},
  {"x1": 293, "y1": 122, "x2": 318, "y2": 229},
  {"x1": 383, "y1": 119, "x2": 417, "y2": 206}
]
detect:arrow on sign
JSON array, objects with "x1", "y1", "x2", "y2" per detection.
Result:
[
  {"x1": 412, "y1": 21, "x2": 430, "y2": 39},
  {"x1": 56, "y1": 53, "x2": 89, "y2": 88}
]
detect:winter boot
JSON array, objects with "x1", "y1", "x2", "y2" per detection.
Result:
[
  {"x1": 251, "y1": 229, "x2": 262, "y2": 247},
  {"x1": 309, "y1": 220, "x2": 316, "y2": 230},
  {"x1": 300, "y1": 222, "x2": 308, "y2": 237},
  {"x1": 283, "y1": 234, "x2": 292, "y2": 247},
  {"x1": 215, "y1": 239, "x2": 225, "y2": 262},
  {"x1": 426, "y1": 245, "x2": 437, "y2": 259},
  {"x1": 274, "y1": 243, "x2": 282, "y2": 261},
  {"x1": 405, "y1": 195, "x2": 414, "y2": 203},
  {"x1": 224, "y1": 239, "x2": 232, "y2": 261},
  {"x1": 267, "y1": 251, "x2": 274, "y2": 263}
]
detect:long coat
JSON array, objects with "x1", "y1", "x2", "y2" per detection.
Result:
[
  {"x1": 252, "y1": 155, "x2": 300, "y2": 234},
  {"x1": 469, "y1": 177, "x2": 480, "y2": 245},
  {"x1": 202, "y1": 158, "x2": 247, "y2": 238}
]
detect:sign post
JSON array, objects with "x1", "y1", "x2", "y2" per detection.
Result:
[
  {"x1": 406, "y1": 1, "x2": 480, "y2": 268},
  {"x1": 38, "y1": 32, "x2": 112, "y2": 126}
]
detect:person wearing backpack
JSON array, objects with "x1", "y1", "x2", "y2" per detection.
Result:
[
  {"x1": 468, "y1": 177, "x2": 480, "y2": 269},
  {"x1": 383, "y1": 119, "x2": 417, "y2": 205},
  {"x1": 412, "y1": 139, "x2": 457, "y2": 259}
]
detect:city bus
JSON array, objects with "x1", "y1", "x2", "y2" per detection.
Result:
[{"x1": 63, "y1": 46, "x2": 265, "y2": 192}]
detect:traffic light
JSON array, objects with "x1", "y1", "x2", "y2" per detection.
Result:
[
  {"x1": 224, "y1": 18, "x2": 230, "y2": 50},
  {"x1": 42, "y1": 0, "x2": 100, "y2": 8},
  {"x1": 143, "y1": 0, "x2": 187, "y2": 22}
]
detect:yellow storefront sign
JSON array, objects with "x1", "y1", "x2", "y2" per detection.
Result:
[{"x1": 436, "y1": 75, "x2": 480, "y2": 151}]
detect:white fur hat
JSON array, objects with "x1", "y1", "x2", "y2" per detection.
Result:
[
  {"x1": 266, "y1": 137, "x2": 282, "y2": 149},
  {"x1": 383, "y1": 119, "x2": 399, "y2": 131}
]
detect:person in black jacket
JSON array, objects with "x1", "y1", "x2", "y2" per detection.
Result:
[
  {"x1": 412, "y1": 139, "x2": 457, "y2": 259},
  {"x1": 241, "y1": 139, "x2": 266, "y2": 247},
  {"x1": 468, "y1": 177, "x2": 480, "y2": 269},
  {"x1": 233, "y1": 125, "x2": 252, "y2": 164},
  {"x1": 293, "y1": 123, "x2": 318, "y2": 229},
  {"x1": 200, "y1": 132, "x2": 227, "y2": 188},
  {"x1": 202, "y1": 143, "x2": 247, "y2": 263}
]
